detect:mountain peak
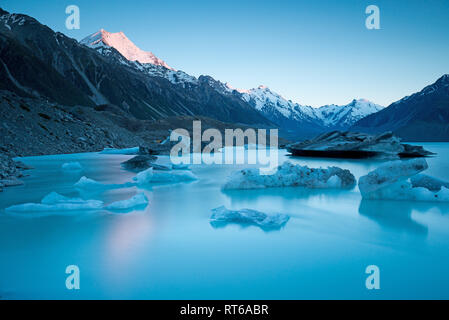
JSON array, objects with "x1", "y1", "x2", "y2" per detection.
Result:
[{"x1": 80, "y1": 29, "x2": 173, "y2": 70}]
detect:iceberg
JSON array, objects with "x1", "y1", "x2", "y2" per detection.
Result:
[
  {"x1": 100, "y1": 147, "x2": 139, "y2": 155},
  {"x1": 133, "y1": 167, "x2": 197, "y2": 185},
  {"x1": 358, "y1": 159, "x2": 449, "y2": 201},
  {"x1": 222, "y1": 161, "x2": 356, "y2": 190},
  {"x1": 210, "y1": 206, "x2": 289, "y2": 231},
  {"x1": 5, "y1": 192, "x2": 104, "y2": 213},
  {"x1": 358, "y1": 159, "x2": 428, "y2": 195},
  {"x1": 61, "y1": 162, "x2": 83, "y2": 171},
  {"x1": 105, "y1": 192, "x2": 149, "y2": 210}
]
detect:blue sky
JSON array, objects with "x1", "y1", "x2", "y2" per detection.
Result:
[{"x1": 2, "y1": 0, "x2": 449, "y2": 107}]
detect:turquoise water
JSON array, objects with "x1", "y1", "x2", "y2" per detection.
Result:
[{"x1": 1, "y1": 144, "x2": 449, "y2": 299}]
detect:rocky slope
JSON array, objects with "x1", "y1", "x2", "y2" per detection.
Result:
[{"x1": 0, "y1": 8, "x2": 272, "y2": 126}]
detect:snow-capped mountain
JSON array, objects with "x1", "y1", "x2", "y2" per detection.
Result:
[
  {"x1": 80, "y1": 29, "x2": 172, "y2": 69},
  {"x1": 237, "y1": 85, "x2": 317, "y2": 120},
  {"x1": 79, "y1": 28, "x2": 383, "y2": 136},
  {"x1": 80, "y1": 29, "x2": 198, "y2": 87},
  {"x1": 316, "y1": 99, "x2": 384, "y2": 129},
  {"x1": 225, "y1": 84, "x2": 383, "y2": 135}
]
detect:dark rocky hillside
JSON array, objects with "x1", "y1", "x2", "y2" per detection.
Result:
[
  {"x1": 0, "y1": 8, "x2": 272, "y2": 126},
  {"x1": 351, "y1": 75, "x2": 449, "y2": 141}
]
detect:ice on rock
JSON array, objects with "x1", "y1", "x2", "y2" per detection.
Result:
[
  {"x1": 210, "y1": 206, "x2": 289, "y2": 231},
  {"x1": 105, "y1": 192, "x2": 148, "y2": 210},
  {"x1": 358, "y1": 159, "x2": 449, "y2": 201},
  {"x1": 61, "y1": 162, "x2": 83, "y2": 171},
  {"x1": 222, "y1": 161, "x2": 356, "y2": 190},
  {"x1": 133, "y1": 167, "x2": 197, "y2": 185},
  {"x1": 5, "y1": 192, "x2": 104, "y2": 213},
  {"x1": 100, "y1": 147, "x2": 139, "y2": 155}
]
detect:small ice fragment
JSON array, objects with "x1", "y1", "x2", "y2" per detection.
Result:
[
  {"x1": 105, "y1": 192, "x2": 149, "y2": 210},
  {"x1": 100, "y1": 147, "x2": 139, "y2": 155},
  {"x1": 74, "y1": 176, "x2": 131, "y2": 190},
  {"x1": 133, "y1": 167, "x2": 197, "y2": 185},
  {"x1": 210, "y1": 206, "x2": 289, "y2": 231},
  {"x1": 171, "y1": 163, "x2": 190, "y2": 170},
  {"x1": 133, "y1": 168, "x2": 154, "y2": 185},
  {"x1": 5, "y1": 192, "x2": 103, "y2": 213},
  {"x1": 61, "y1": 162, "x2": 82, "y2": 171}
]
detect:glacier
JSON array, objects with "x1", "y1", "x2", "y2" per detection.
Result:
[
  {"x1": 210, "y1": 206, "x2": 289, "y2": 231},
  {"x1": 358, "y1": 159, "x2": 449, "y2": 201},
  {"x1": 222, "y1": 161, "x2": 356, "y2": 190}
]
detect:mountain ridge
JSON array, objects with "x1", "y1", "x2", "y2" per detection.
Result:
[{"x1": 351, "y1": 74, "x2": 449, "y2": 141}]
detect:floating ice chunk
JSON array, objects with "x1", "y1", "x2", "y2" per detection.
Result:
[
  {"x1": 74, "y1": 176, "x2": 106, "y2": 189},
  {"x1": 360, "y1": 180, "x2": 449, "y2": 202},
  {"x1": 210, "y1": 206, "x2": 289, "y2": 231},
  {"x1": 74, "y1": 176, "x2": 130, "y2": 190},
  {"x1": 100, "y1": 147, "x2": 139, "y2": 155},
  {"x1": 5, "y1": 192, "x2": 103, "y2": 213},
  {"x1": 410, "y1": 174, "x2": 449, "y2": 192},
  {"x1": 151, "y1": 170, "x2": 197, "y2": 183},
  {"x1": 133, "y1": 167, "x2": 197, "y2": 185},
  {"x1": 358, "y1": 159, "x2": 428, "y2": 195},
  {"x1": 133, "y1": 168, "x2": 153, "y2": 185},
  {"x1": 358, "y1": 159, "x2": 449, "y2": 201},
  {"x1": 61, "y1": 162, "x2": 83, "y2": 171},
  {"x1": 222, "y1": 161, "x2": 355, "y2": 190},
  {"x1": 171, "y1": 163, "x2": 190, "y2": 170},
  {"x1": 105, "y1": 192, "x2": 149, "y2": 210}
]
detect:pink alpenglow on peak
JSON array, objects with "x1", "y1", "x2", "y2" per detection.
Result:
[{"x1": 80, "y1": 29, "x2": 174, "y2": 70}]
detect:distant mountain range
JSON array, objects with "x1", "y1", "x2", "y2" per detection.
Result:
[
  {"x1": 1, "y1": 7, "x2": 448, "y2": 142},
  {"x1": 79, "y1": 27, "x2": 384, "y2": 138}
]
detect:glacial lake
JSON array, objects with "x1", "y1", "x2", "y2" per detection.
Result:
[{"x1": 1, "y1": 143, "x2": 449, "y2": 299}]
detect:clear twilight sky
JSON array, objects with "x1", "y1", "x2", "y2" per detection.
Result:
[{"x1": 2, "y1": 0, "x2": 449, "y2": 107}]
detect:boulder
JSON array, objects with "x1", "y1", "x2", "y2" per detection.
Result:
[{"x1": 121, "y1": 155, "x2": 157, "y2": 171}]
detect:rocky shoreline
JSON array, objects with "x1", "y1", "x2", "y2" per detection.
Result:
[{"x1": 0, "y1": 153, "x2": 31, "y2": 192}]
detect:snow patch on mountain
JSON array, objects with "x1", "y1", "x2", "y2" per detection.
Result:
[
  {"x1": 80, "y1": 29, "x2": 198, "y2": 86},
  {"x1": 228, "y1": 84, "x2": 383, "y2": 129},
  {"x1": 316, "y1": 99, "x2": 384, "y2": 128},
  {"x1": 80, "y1": 29, "x2": 172, "y2": 69}
]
